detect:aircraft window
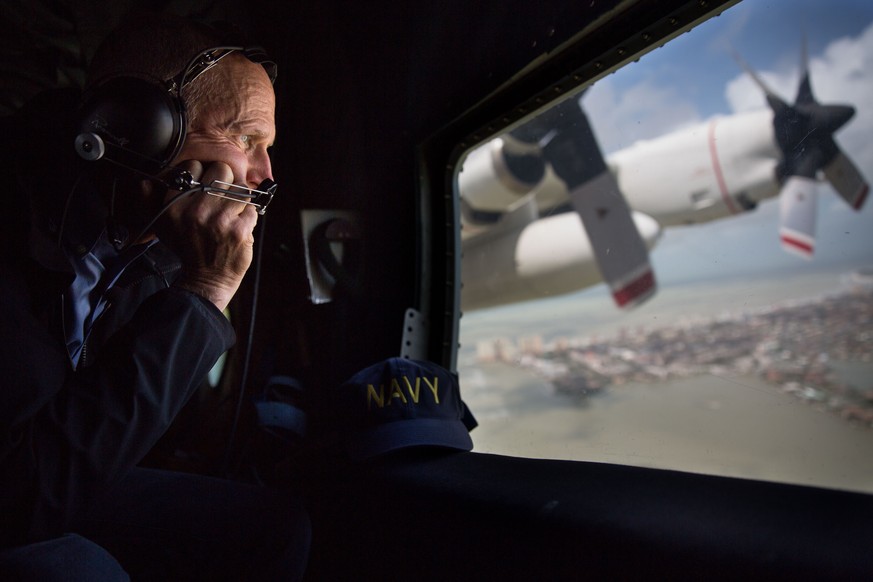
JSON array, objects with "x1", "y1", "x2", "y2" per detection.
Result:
[{"x1": 456, "y1": 0, "x2": 873, "y2": 494}]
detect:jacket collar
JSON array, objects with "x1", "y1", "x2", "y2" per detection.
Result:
[{"x1": 28, "y1": 172, "x2": 107, "y2": 276}]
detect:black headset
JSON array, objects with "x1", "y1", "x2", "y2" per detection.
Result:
[{"x1": 74, "y1": 44, "x2": 278, "y2": 181}]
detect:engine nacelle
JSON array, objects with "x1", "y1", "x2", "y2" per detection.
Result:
[
  {"x1": 610, "y1": 110, "x2": 780, "y2": 227},
  {"x1": 457, "y1": 138, "x2": 547, "y2": 217},
  {"x1": 462, "y1": 210, "x2": 661, "y2": 311}
]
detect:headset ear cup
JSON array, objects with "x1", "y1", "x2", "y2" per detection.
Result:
[{"x1": 76, "y1": 77, "x2": 186, "y2": 171}]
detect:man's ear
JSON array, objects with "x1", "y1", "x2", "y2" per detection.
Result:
[{"x1": 77, "y1": 76, "x2": 187, "y2": 171}]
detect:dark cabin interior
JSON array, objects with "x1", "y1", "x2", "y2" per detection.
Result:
[{"x1": 3, "y1": 0, "x2": 872, "y2": 579}]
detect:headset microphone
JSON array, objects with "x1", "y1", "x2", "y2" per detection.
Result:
[{"x1": 74, "y1": 130, "x2": 276, "y2": 217}]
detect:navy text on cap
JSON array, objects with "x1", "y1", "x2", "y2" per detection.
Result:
[{"x1": 335, "y1": 358, "x2": 474, "y2": 460}]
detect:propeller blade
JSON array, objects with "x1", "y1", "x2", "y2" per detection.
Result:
[
  {"x1": 795, "y1": 35, "x2": 816, "y2": 106},
  {"x1": 731, "y1": 50, "x2": 789, "y2": 111},
  {"x1": 779, "y1": 176, "x2": 818, "y2": 259},
  {"x1": 823, "y1": 149, "x2": 870, "y2": 210},
  {"x1": 540, "y1": 98, "x2": 656, "y2": 308},
  {"x1": 568, "y1": 174, "x2": 656, "y2": 308}
]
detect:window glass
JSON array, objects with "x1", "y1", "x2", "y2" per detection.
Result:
[{"x1": 457, "y1": 0, "x2": 873, "y2": 494}]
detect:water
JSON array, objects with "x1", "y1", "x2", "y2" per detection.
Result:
[{"x1": 458, "y1": 265, "x2": 873, "y2": 494}]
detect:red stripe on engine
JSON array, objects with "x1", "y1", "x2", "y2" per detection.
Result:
[
  {"x1": 781, "y1": 234, "x2": 814, "y2": 256},
  {"x1": 708, "y1": 119, "x2": 738, "y2": 215},
  {"x1": 612, "y1": 269, "x2": 655, "y2": 308}
]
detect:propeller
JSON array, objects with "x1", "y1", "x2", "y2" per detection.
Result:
[
  {"x1": 736, "y1": 45, "x2": 868, "y2": 257},
  {"x1": 509, "y1": 96, "x2": 656, "y2": 308}
]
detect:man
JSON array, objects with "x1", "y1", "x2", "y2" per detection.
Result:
[{"x1": 0, "y1": 12, "x2": 310, "y2": 581}]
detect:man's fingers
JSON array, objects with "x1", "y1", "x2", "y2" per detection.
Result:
[
  {"x1": 158, "y1": 160, "x2": 204, "y2": 201},
  {"x1": 153, "y1": 161, "x2": 260, "y2": 311},
  {"x1": 192, "y1": 162, "x2": 256, "y2": 216},
  {"x1": 176, "y1": 159, "x2": 204, "y2": 181},
  {"x1": 159, "y1": 161, "x2": 258, "y2": 248},
  {"x1": 239, "y1": 204, "x2": 259, "y2": 244},
  {"x1": 198, "y1": 161, "x2": 233, "y2": 189}
]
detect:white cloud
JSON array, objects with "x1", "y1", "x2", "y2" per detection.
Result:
[
  {"x1": 724, "y1": 71, "x2": 783, "y2": 113},
  {"x1": 583, "y1": 76, "x2": 701, "y2": 155},
  {"x1": 817, "y1": 23, "x2": 873, "y2": 176}
]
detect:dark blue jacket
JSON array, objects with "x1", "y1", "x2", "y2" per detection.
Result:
[{"x1": 0, "y1": 90, "x2": 235, "y2": 547}]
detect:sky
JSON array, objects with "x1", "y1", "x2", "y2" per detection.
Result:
[
  {"x1": 585, "y1": 0, "x2": 873, "y2": 152},
  {"x1": 580, "y1": 0, "x2": 873, "y2": 287}
]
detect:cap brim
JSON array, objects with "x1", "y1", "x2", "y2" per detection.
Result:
[{"x1": 345, "y1": 418, "x2": 473, "y2": 461}]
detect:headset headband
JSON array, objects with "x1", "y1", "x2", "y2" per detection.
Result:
[{"x1": 169, "y1": 45, "x2": 278, "y2": 96}]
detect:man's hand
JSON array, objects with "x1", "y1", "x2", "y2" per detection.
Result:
[{"x1": 156, "y1": 160, "x2": 259, "y2": 312}]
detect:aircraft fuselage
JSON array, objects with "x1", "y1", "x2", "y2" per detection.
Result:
[{"x1": 611, "y1": 109, "x2": 780, "y2": 226}]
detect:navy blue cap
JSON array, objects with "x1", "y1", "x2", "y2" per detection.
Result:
[{"x1": 335, "y1": 358, "x2": 474, "y2": 460}]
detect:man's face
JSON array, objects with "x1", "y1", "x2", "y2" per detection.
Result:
[{"x1": 174, "y1": 55, "x2": 277, "y2": 190}]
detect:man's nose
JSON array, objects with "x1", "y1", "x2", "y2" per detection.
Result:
[{"x1": 247, "y1": 148, "x2": 273, "y2": 189}]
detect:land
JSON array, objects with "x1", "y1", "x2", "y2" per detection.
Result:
[{"x1": 476, "y1": 287, "x2": 873, "y2": 428}]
